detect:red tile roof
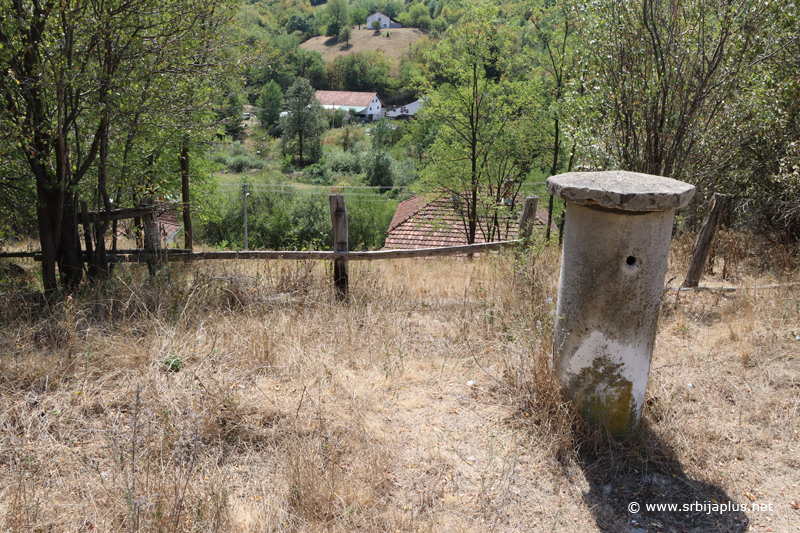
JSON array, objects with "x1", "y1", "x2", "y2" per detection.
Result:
[
  {"x1": 315, "y1": 91, "x2": 378, "y2": 108},
  {"x1": 384, "y1": 195, "x2": 552, "y2": 250}
]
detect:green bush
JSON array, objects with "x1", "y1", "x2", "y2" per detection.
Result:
[
  {"x1": 226, "y1": 155, "x2": 265, "y2": 173},
  {"x1": 365, "y1": 151, "x2": 393, "y2": 188},
  {"x1": 325, "y1": 148, "x2": 365, "y2": 175},
  {"x1": 196, "y1": 177, "x2": 398, "y2": 251}
]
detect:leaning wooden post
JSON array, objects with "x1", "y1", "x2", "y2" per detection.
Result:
[
  {"x1": 517, "y1": 196, "x2": 539, "y2": 244},
  {"x1": 329, "y1": 194, "x2": 349, "y2": 300},
  {"x1": 80, "y1": 201, "x2": 97, "y2": 280},
  {"x1": 141, "y1": 202, "x2": 162, "y2": 275},
  {"x1": 683, "y1": 193, "x2": 727, "y2": 288}
]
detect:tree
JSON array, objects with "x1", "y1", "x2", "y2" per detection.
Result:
[
  {"x1": 328, "y1": 51, "x2": 391, "y2": 93},
  {"x1": 366, "y1": 119, "x2": 394, "y2": 188},
  {"x1": 573, "y1": 0, "x2": 771, "y2": 183},
  {"x1": 351, "y1": 8, "x2": 368, "y2": 29},
  {"x1": 526, "y1": 0, "x2": 580, "y2": 237},
  {"x1": 280, "y1": 78, "x2": 327, "y2": 166},
  {"x1": 256, "y1": 81, "x2": 284, "y2": 129},
  {"x1": 286, "y1": 14, "x2": 314, "y2": 36},
  {"x1": 415, "y1": 1, "x2": 545, "y2": 243},
  {"x1": 0, "y1": 0, "x2": 237, "y2": 292},
  {"x1": 399, "y1": 2, "x2": 432, "y2": 30},
  {"x1": 325, "y1": 0, "x2": 350, "y2": 38},
  {"x1": 338, "y1": 24, "x2": 352, "y2": 44}
]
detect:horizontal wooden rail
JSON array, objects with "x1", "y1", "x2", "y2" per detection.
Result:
[
  {"x1": 85, "y1": 206, "x2": 157, "y2": 222},
  {"x1": 0, "y1": 251, "x2": 38, "y2": 258},
  {"x1": 26, "y1": 240, "x2": 522, "y2": 263}
]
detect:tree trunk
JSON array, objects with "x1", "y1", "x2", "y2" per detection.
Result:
[
  {"x1": 546, "y1": 194, "x2": 554, "y2": 242},
  {"x1": 299, "y1": 130, "x2": 304, "y2": 167},
  {"x1": 37, "y1": 184, "x2": 83, "y2": 292},
  {"x1": 181, "y1": 141, "x2": 193, "y2": 250},
  {"x1": 59, "y1": 193, "x2": 83, "y2": 288},
  {"x1": 37, "y1": 185, "x2": 59, "y2": 293}
]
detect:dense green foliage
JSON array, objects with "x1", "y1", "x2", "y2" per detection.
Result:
[
  {"x1": 0, "y1": 0, "x2": 240, "y2": 290},
  {"x1": 567, "y1": 0, "x2": 800, "y2": 233},
  {"x1": 415, "y1": 2, "x2": 548, "y2": 243},
  {"x1": 198, "y1": 177, "x2": 397, "y2": 251}
]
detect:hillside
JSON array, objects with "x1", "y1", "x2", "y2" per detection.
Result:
[
  {"x1": 1, "y1": 235, "x2": 798, "y2": 531},
  {"x1": 300, "y1": 27, "x2": 427, "y2": 65}
]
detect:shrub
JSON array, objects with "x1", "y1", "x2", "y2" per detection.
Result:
[
  {"x1": 365, "y1": 151, "x2": 393, "y2": 188},
  {"x1": 226, "y1": 155, "x2": 264, "y2": 173},
  {"x1": 196, "y1": 177, "x2": 397, "y2": 251}
]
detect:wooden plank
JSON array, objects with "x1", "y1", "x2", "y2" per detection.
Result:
[
  {"x1": 93, "y1": 241, "x2": 522, "y2": 262},
  {"x1": 329, "y1": 194, "x2": 348, "y2": 299},
  {"x1": 29, "y1": 242, "x2": 523, "y2": 262},
  {"x1": 0, "y1": 252, "x2": 38, "y2": 258},
  {"x1": 84, "y1": 206, "x2": 156, "y2": 222},
  {"x1": 518, "y1": 196, "x2": 539, "y2": 241},
  {"x1": 683, "y1": 193, "x2": 728, "y2": 288}
]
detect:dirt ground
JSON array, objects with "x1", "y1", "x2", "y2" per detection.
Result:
[{"x1": 0, "y1": 234, "x2": 798, "y2": 532}]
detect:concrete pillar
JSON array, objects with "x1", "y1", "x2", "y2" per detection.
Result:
[{"x1": 546, "y1": 171, "x2": 695, "y2": 435}]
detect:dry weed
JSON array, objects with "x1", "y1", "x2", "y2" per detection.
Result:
[{"x1": 0, "y1": 232, "x2": 797, "y2": 532}]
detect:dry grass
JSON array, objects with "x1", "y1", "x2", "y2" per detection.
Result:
[
  {"x1": 300, "y1": 28, "x2": 428, "y2": 69},
  {"x1": 0, "y1": 233, "x2": 798, "y2": 532}
]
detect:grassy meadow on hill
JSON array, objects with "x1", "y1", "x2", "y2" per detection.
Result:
[
  {"x1": 300, "y1": 28, "x2": 428, "y2": 68},
  {"x1": 0, "y1": 232, "x2": 798, "y2": 532}
]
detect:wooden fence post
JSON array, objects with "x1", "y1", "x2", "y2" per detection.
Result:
[
  {"x1": 683, "y1": 192, "x2": 727, "y2": 288},
  {"x1": 80, "y1": 201, "x2": 97, "y2": 280},
  {"x1": 518, "y1": 196, "x2": 539, "y2": 243},
  {"x1": 141, "y1": 202, "x2": 162, "y2": 275},
  {"x1": 329, "y1": 194, "x2": 348, "y2": 300}
]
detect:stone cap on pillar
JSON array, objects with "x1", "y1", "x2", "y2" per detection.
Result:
[{"x1": 546, "y1": 171, "x2": 695, "y2": 212}]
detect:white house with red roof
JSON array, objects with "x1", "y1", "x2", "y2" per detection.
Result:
[{"x1": 315, "y1": 90, "x2": 385, "y2": 122}]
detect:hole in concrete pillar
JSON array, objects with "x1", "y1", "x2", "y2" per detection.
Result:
[{"x1": 626, "y1": 256, "x2": 638, "y2": 268}]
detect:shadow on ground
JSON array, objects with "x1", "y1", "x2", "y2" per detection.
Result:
[{"x1": 577, "y1": 420, "x2": 748, "y2": 533}]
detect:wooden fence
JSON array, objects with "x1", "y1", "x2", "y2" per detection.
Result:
[
  {"x1": 0, "y1": 193, "x2": 731, "y2": 296},
  {"x1": 1, "y1": 195, "x2": 540, "y2": 300}
]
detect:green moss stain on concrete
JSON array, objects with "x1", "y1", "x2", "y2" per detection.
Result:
[{"x1": 568, "y1": 356, "x2": 638, "y2": 435}]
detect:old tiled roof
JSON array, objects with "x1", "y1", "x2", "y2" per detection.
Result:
[
  {"x1": 315, "y1": 91, "x2": 377, "y2": 108},
  {"x1": 384, "y1": 195, "x2": 551, "y2": 250}
]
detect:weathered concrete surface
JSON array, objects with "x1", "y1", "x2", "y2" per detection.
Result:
[
  {"x1": 546, "y1": 171, "x2": 695, "y2": 212},
  {"x1": 547, "y1": 171, "x2": 695, "y2": 435}
]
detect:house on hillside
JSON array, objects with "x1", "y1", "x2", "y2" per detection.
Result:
[
  {"x1": 385, "y1": 99, "x2": 423, "y2": 120},
  {"x1": 383, "y1": 195, "x2": 553, "y2": 250},
  {"x1": 366, "y1": 12, "x2": 402, "y2": 29},
  {"x1": 315, "y1": 90, "x2": 385, "y2": 122}
]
